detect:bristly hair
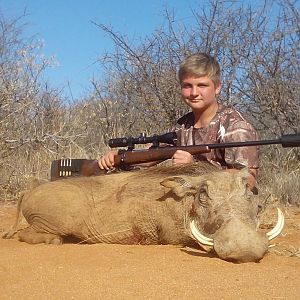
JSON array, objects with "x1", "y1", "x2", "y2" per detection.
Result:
[{"x1": 132, "y1": 162, "x2": 220, "y2": 178}]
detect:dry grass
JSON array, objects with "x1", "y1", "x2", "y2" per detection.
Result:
[
  {"x1": 258, "y1": 146, "x2": 300, "y2": 208},
  {"x1": 0, "y1": 145, "x2": 100, "y2": 201}
]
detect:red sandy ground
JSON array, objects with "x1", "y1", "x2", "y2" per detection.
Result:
[{"x1": 0, "y1": 202, "x2": 300, "y2": 299}]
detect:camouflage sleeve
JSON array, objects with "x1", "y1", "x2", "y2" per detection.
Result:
[{"x1": 223, "y1": 120, "x2": 259, "y2": 169}]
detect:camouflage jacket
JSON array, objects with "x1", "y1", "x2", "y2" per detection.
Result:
[{"x1": 174, "y1": 104, "x2": 259, "y2": 169}]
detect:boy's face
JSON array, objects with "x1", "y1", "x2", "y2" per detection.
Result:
[{"x1": 180, "y1": 75, "x2": 221, "y2": 112}]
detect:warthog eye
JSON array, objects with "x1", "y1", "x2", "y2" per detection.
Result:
[
  {"x1": 198, "y1": 184, "x2": 209, "y2": 207},
  {"x1": 199, "y1": 187, "x2": 207, "y2": 195}
]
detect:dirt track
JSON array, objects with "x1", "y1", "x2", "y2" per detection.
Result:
[{"x1": 1, "y1": 203, "x2": 300, "y2": 299}]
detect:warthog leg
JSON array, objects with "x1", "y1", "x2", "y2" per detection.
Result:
[{"x1": 18, "y1": 227, "x2": 63, "y2": 245}]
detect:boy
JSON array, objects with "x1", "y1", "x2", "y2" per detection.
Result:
[{"x1": 98, "y1": 53, "x2": 258, "y2": 189}]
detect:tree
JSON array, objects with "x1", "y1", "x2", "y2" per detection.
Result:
[
  {"x1": 0, "y1": 13, "x2": 65, "y2": 197},
  {"x1": 92, "y1": 0, "x2": 299, "y2": 136}
]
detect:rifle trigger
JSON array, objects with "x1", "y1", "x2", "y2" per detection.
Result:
[{"x1": 120, "y1": 152, "x2": 126, "y2": 163}]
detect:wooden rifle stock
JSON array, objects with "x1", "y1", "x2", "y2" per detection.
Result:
[
  {"x1": 50, "y1": 132, "x2": 300, "y2": 181},
  {"x1": 114, "y1": 145, "x2": 210, "y2": 165}
]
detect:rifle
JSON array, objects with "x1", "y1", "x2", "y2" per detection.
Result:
[{"x1": 50, "y1": 132, "x2": 300, "y2": 181}]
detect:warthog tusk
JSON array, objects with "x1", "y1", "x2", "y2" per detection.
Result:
[
  {"x1": 266, "y1": 208, "x2": 285, "y2": 241},
  {"x1": 190, "y1": 220, "x2": 214, "y2": 246}
]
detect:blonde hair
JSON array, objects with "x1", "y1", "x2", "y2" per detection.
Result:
[{"x1": 178, "y1": 53, "x2": 221, "y2": 86}]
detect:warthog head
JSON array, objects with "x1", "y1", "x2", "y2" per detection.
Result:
[{"x1": 161, "y1": 168, "x2": 284, "y2": 263}]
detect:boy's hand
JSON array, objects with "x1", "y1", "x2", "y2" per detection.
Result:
[
  {"x1": 172, "y1": 150, "x2": 195, "y2": 165},
  {"x1": 98, "y1": 150, "x2": 118, "y2": 170}
]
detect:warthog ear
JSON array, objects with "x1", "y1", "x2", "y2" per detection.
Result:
[
  {"x1": 233, "y1": 168, "x2": 259, "y2": 196},
  {"x1": 160, "y1": 176, "x2": 198, "y2": 197}
]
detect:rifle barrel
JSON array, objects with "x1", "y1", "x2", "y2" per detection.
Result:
[
  {"x1": 207, "y1": 139, "x2": 280, "y2": 149},
  {"x1": 207, "y1": 133, "x2": 300, "y2": 149}
]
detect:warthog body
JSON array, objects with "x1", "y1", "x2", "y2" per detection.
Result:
[{"x1": 7, "y1": 163, "x2": 280, "y2": 262}]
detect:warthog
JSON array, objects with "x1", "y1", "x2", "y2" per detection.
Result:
[{"x1": 4, "y1": 163, "x2": 284, "y2": 262}]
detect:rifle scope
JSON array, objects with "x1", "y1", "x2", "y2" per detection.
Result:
[{"x1": 108, "y1": 132, "x2": 177, "y2": 148}]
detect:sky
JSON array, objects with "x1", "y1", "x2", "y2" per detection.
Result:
[
  {"x1": 0, "y1": 0, "x2": 293, "y2": 100},
  {"x1": 0, "y1": 0, "x2": 203, "y2": 100}
]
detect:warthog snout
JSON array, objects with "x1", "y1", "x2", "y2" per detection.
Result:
[{"x1": 212, "y1": 218, "x2": 269, "y2": 262}]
